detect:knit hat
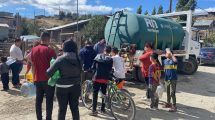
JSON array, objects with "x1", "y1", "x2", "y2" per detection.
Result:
[{"x1": 63, "y1": 39, "x2": 78, "y2": 53}]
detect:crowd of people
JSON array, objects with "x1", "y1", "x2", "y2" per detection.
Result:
[{"x1": 0, "y1": 31, "x2": 178, "y2": 120}]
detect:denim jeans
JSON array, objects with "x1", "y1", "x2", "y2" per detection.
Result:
[
  {"x1": 1, "y1": 73, "x2": 9, "y2": 89},
  {"x1": 10, "y1": 61, "x2": 23, "y2": 85}
]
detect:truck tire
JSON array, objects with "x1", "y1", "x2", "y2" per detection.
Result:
[
  {"x1": 135, "y1": 67, "x2": 145, "y2": 83},
  {"x1": 181, "y1": 56, "x2": 198, "y2": 75}
]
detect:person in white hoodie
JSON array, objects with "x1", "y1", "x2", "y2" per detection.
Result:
[{"x1": 111, "y1": 47, "x2": 126, "y2": 79}]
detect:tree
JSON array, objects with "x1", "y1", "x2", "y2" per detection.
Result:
[
  {"x1": 59, "y1": 11, "x2": 66, "y2": 20},
  {"x1": 66, "y1": 12, "x2": 72, "y2": 18},
  {"x1": 176, "y1": 0, "x2": 197, "y2": 20},
  {"x1": 152, "y1": 7, "x2": 156, "y2": 15},
  {"x1": 176, "y1": 0, "x2": 197, "y2": 11},
  {"x1": 144, "y1": 10, "x2": 149, "y2": 15},
  {"x1": 157, "y1": 5, "x2": 164, "y2": 14},
  {"x1": 210, "y1": 32, "x2": 215, "y2": 44},
  {"x1": 81, "y1": 15, "x2": 107, "y2": 43},
  {"x1": 137, "y1": 5, "x2": 142, "y2": 14}
]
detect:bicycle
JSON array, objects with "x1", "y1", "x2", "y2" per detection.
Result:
[{"x1": 81, "y1": 76, "x2": 136, "y2": 120}]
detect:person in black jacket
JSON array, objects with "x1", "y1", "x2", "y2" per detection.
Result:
[
  {"x1": 89, "y1": 46, "x2": 113, "y2": 116},
  {"x1": 47, "y1": 39, "x2": 81, "y2": 120}
]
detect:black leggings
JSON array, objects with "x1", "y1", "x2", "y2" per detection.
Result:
[
  {"x1": 56, "y1": 85, "x2": 81, "y2": 120},
  {"x1": 35, "y1": 81, "x2": 55, "y2": 120}
]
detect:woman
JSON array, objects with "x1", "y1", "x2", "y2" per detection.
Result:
[
  {"x1": 47, "y1": 40, "x2": 81, "y2": 120},
  {"x1": 139, "y1": 42, "x2": 154, "y2": 100}
]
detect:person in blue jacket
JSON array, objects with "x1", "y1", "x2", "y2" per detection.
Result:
[{"x1": 79, "y1": 40, "x2": 97, "y2": 82}]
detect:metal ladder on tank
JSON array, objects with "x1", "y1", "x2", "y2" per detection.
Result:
[{"x1": 107, "y1": 11, "x2": 123, "y2": 46}]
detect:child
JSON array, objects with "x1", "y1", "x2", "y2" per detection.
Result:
[
  {"x1": 163, "y1": 50, "x2": 177, "y2": 112},
  {"x1": 0, "y1": 56, "x2": 10, "y2": 91},
  {"x1": 111, "y1": 47, "x2": 126, "y2": 78},
  {"x1": 90, "y1": 46, "x2": 113, "y2": 116},
  {"x1": 148, "y1": 53, "x2": 161, "y2": 109}
]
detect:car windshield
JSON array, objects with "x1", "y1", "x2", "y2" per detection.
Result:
[{"x1": 201, "y1": 48, "x2": 215, "y2": 53}]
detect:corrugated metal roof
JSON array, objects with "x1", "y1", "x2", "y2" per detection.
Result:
[
  {"x1": 20, "y1": 35, "x2": 40, "y2": 42},
  {"x1": 0, "y1": 24, "x2": 9, "y2": 28},
  {"x1": 193, "y1": 20, "x2": 214, "y2": 26},
  {"x1": 46, "y1": 19, "x2": 91, "y2": 31}
]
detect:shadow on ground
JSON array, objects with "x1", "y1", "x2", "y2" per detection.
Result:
[{"x1": 135, "y1": 103, "x2": 215, "y2": 120}]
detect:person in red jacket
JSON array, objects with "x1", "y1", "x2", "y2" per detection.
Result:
[
  {"x1": 139, "y1": 42, "x2": 154, "y2": 100},
  {"x1": 31, "y1": 32, "x2": 56, "y2": 120}
]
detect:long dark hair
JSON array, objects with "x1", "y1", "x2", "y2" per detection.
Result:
[{"x1": 150, "y1": 52, "x2": 161, "y2": 67}]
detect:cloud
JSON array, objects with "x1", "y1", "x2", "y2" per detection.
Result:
[
  {"x1": 95, "y1": 0, "x2": 101, "y2": 4},
  {"x1": 114, "y1": 7, "x2": 133, "y2": 12},
  {"x1": 194, "y1": 7, "x2": 215, "y2": 16},
  {"x1": 205, "y1": 7, "x2": 215, "y2": 12},
  {"x1": 16, "y1": 7, "x2": 26, "y2": 11},
  {"x1": 2, "y1": 0, "x2": 113, "y2": 14}
]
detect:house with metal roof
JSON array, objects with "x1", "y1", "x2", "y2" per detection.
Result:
[
  {"x1": 46, "y1": 19, "x2": 91, "y2": 42},
  {"x1": 193, "y1": 20, "x2": 214, "y2": 42}
]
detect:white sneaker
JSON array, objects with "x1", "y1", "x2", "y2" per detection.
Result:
[{"x1": 142, "y1": 97, "x2": 150, "y2": 101}]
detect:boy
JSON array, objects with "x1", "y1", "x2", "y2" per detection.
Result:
[
  {"x1": 0, "y1": 56, "x2": 10, "y2": 91},
  {"x1": 111, "y1": 47, "x2": 126, "y2": 79},
  {"x1": 163, "y1": 49, "x2": 177, "y2": 112},
  {"x1": 148, "y1": 53, "x2": 161, "y2": 109},
  {"x1": 90, "y1": 46, "x2": 113, "y2": 116}
]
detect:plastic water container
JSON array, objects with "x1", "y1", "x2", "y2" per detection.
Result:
[
  {"x1": 20, "y1": 82, "x2": 36, "y2": 97},
  {"x1": 25, "y1": 73, "x2": 33, "y2": 82}
]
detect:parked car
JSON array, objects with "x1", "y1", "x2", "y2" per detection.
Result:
[{"x1": 198, "y1": 47, "x2": 215, "y2": 65}]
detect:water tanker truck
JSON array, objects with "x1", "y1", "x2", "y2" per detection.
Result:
[{"x1": 105, "y1": 10, "x2": 200, "y2": 82}]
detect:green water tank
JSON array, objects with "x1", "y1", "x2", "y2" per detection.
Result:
[{"x1": 105, "y1": 12, "x2": 185, "y2": 50}]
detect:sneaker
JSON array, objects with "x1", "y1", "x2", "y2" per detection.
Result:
[
  {"x1": 142, "y1": 97, "x2": 150, "y2": 101},
  {"x1": 162, "y1": 103, "x2": 172, "y2": 108},
  {"x1": 100, "y1": 109, "x2": 106, "y2": 114},
  {"x1": 169, "y1": 106, "x2": 177, "y2": 112},
  {"x1": 89, "y1": 111, "x2": 98, "y2": 116}
]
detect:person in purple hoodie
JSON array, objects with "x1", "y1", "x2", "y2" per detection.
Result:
[{"x1": 79, "y1": 40, "x2": 97, "y2": 82}]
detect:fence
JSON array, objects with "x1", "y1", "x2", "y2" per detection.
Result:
[{"x1": 0, "y1": 42, "x2": 13, "y2": 57}]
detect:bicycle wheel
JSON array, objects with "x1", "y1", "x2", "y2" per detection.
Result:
[
  {"x1": 81, "y1": 80, "x2": 93, "y2": 109},
  {"x1": 110, "y1": 90, "x2": 136, "y2": 120}
]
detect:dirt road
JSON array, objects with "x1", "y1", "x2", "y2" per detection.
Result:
[{"x1": 0, "y1": 65, "x2": 214, "y2": 120}]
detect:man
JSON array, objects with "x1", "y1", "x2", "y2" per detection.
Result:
[
  {"x1": 9, "y1": 38, "x2": 23, "y2": 88},
  {"x1": 93, "y1": 38, "x2": 106, "y2": 54},
  {"x1": 31, "y1": 32, "x2": 56, "y2": 120},
  {"x1": 90, "y1": 46, "x2": 113, "y2": 116},
  {"x1": 79, "y1": 40, "x2": 97, "y2": 82},
  {"x1": 139, "y1": 42, "x2": 154, "y2": 100}
]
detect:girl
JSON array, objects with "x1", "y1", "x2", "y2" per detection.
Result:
[{"x1": 148, "y1": 53, "x2": 161, "y2": 109}]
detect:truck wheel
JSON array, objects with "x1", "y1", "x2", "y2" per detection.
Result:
[
  {"x1": 135, "y1": 67, "x2": 145, "y2": 83},
  {"x1": 181, "y1": 56, "x2": 198, "y2": 75}
]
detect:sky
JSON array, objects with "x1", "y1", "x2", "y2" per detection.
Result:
[{"x1": 0, "y1": 0, "x2": 215, "y2": 18}]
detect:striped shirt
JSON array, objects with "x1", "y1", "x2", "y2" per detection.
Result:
[{"x1": 164, "y1": 59, "x2": 178, "y2": 80}]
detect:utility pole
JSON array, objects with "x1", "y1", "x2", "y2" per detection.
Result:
[
  {"x1": 169, "y1": 0, "x2": 172, "y2": 13},
  {"x1": 34, "y1": 10, "x2": 36, "y2": 34},
  {"x1": 77, "y1": 0, "x2": 79, "y2": 32},
  {"x1": 44, "y1": 9, "x2": 45, "y2": 16}
]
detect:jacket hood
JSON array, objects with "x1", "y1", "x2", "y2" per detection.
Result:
[
  {"x1": 94, "y1": 54, "x2": 112, "y2": 64},
  {"x1": 63, "y1": 52, "x2": 77, "y2": 62}
]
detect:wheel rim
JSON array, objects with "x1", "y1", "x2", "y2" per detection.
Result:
[
  {"x1": 110, "y1": 92, "x2": 136, "y2": 120},
  {"x1": 183, "y1": 61, "x2": 195, "y2": 74}
]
